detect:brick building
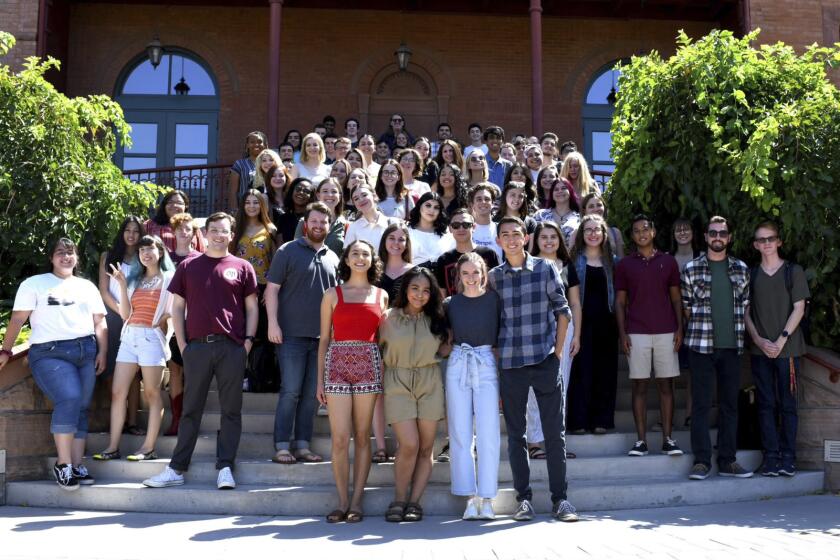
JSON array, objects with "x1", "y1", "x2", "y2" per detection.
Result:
[{"x1": 3, "y1": 0, "x2": 840, "y2": 175}]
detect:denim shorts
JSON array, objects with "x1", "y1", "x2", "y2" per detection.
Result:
[
  {"x1": 116, "y1": 325, "x2": 168, "y2": 367},
  {"x1": 28, "y1": 335, "x2": 98, "y2": 437}
]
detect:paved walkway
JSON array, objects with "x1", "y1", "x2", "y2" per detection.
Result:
[{"x1": 2, "y1": 494, "x2": 838, "y2": 559}]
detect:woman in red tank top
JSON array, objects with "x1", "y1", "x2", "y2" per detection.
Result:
[{"x1": 317, "y1": 240, "x2": 388, "y2": 523}]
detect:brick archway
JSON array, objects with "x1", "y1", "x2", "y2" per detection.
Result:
[{"x1": 350, "y1": 49, "x2": 452, "y2": 139}]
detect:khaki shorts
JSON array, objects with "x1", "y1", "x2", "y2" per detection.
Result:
[
  {"x1": 628, "y1": 333, "x2": 680, "y2": 380},
  {"x1": 383, "y1": 365, "x2": 445, "y2": 425}
]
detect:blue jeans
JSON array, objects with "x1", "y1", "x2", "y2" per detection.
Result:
[
  {"x1": 273, "y1": 336, "x2": 319, "y2": 451},
  {"x1": 28, "y1": 336, "x2": 97, "y2": 438},
  {"x1": 751, "y1": 355, "x2": 799, "y2": 463}
]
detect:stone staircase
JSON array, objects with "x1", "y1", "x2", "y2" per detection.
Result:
[{"x1": 5, "y1": 369, "x2": 823, "y2": 516}]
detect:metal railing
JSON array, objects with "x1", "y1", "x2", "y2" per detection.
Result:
[{"x1": 124, "y1": 163, "x2": 232, "y2": 217}]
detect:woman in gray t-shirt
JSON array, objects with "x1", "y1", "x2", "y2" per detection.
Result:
[{"x1": 443, "y1": 252, "x2": 501, "y2": 520}]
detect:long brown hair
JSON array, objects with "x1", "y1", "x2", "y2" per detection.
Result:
[{"x1": 231, "y1": 189, "x2": 277, "y2": 253}]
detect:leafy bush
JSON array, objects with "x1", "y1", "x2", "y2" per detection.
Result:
[
  {"x1": 608, "y1": 29, "x2": 840, "y2": 348},
  {"x1": 0, "y1": 32, "x2": 163, "y2": 299}
]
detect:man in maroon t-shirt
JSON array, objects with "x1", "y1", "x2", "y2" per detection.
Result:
[
  {"x1": 615, "y1": 215, "x2": 684, "y2": 458},
  {"x1": 143, "y1": 212, "x2": 258, "y2": 491}
]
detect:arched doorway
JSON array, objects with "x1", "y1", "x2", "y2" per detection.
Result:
[
  {"x1": 365, "y1": 64, "x2": 441, "y2": 140},
  {"x1": 582, "y1": 61, "x2": 624, "y2": 188},
  {"x1": 115, "y1": 49, "x2": 219, "y2": 175}
]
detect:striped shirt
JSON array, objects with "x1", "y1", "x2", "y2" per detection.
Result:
[
  {"x1": 489, "y1": 254, "x2": 572, "y2": 369},
  {"x1": 127, "y1": 288, "x2": 161, "y2": 327},
  {"x1": 681, "y1": 254, "x2": 750, "y2": 354}
]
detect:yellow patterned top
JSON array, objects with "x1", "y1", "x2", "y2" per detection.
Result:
[{"x1": 235, "y1": 228, "x2": 274, "y2": 284}]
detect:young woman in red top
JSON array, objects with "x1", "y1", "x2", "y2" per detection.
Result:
[{"x1": 317, "y1": 240, "x2": 388, "y2": 523}]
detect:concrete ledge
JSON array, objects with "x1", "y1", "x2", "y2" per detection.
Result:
[{"x1": 1, "y1": 449, "x2": 5, "y2": 505}]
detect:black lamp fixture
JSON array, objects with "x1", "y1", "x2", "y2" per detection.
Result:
[
  {"x1": 606, "y1": 70, "x2": 617, "y2": 105},
  {"x1": 174, "y1": 56, "x2": 190, "y2": 95},
  {"x1": 146, "y1": 34, "x2": 163, "y2": 69},
  {"x1": 395, "y1": 42, "x2": 412, "y2": 72}
]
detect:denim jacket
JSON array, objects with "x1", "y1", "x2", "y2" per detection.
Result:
[{"x1": 574, "y1": 253, "x2": 617, "y2": 313}]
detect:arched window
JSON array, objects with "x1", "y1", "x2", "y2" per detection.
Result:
[
  {"x1": 115, "y1": 49, "x2": 219, "y2": 175},
  {"x1": 582, "y1": 62, "x2": 624, "y2": 189}
]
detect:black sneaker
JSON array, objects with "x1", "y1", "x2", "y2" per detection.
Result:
[
  {"x1": 513, "y1": 499, "x2": 535, "y2": 522},
  {"x1": 72, "y1": 464, "x2": 95, "y2": 485},
  {"x1": 718, "y1": 462, "x2": 754, "y2": 478},
  {"x1": 778, "y1": 461, "x2": 796, "y2": 477},
  {"x1": 662, "y1": 438, "x2": 684, "y2": 456},
  {"x1": 688, "y1": 463, "x2": 710, "y2": 480},
  {"x1": 53, "y1": 462, "x2": 80, "y2": 491},
  {"x1": 436, "y1": 444, "x2": 450, "y2": 463},
  {"x1": 758, "y1": 459, "x2": 779, "y2": 477},
  {"x1": 552, "y1": 500, "x2": 579, "y2": 522},
  {"x1": 628, "y1": 441, "x2": 649, "y2": 456}
]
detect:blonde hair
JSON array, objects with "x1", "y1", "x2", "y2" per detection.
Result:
[
  {"x1": 462, "y1": 151, "x2": 489, "y2": 184},
  {"x1": 560, "y1": 151, "x2": 596, "y2": 198},
  {"x1": 455, "y1": 251, "x2": 489, "y2": 293},
  {"x1": 299, "y1": 132, "x2": 326, "y2": 165},
  {"x1": 253, "y1": 149, "x2": 284, "y2": 191}
]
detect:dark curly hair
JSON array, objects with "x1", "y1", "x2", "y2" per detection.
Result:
[
  {"x1": 495, "y1": 180, "x2": 538, "y2": 221},
  {"x1": 338, "y1": 239, "x2": 383, "y2": 284},
  {"x1": 107, "y1": 215, "x2": 144, "y2": 269},
  {"x1": 433, "y1": 162, "x2": 469, "y2": 211},
  {"x1": 393, "y1": 267, "x2": 448, "y2": 342},
  {"x1": 408, "y1": 192, "x2": 449, "y2": 235},
  {"x1": 152, "y1": 190, "x2": 190, "y2": 226}
]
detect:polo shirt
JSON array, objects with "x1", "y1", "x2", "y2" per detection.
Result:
[
  {"x1": 266, "y1": 238, "x2": 339, "y2": 338},
  {"x1": 614, "y1": 250, "x2": 680, "y2": 335}
]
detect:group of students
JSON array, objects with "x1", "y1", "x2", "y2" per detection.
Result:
[{"x1": 0, "y1": 119, "x2": 808, "y2": 525}]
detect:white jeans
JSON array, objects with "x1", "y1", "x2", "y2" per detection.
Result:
[
  {"x1": 526, "y1": 320, "x2": 575, "y2": 443},
  {"x1": 445, "y1": 343, "x2": 500, "y2": 498}
]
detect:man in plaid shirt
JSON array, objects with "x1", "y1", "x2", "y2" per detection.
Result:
[
  {"x1": 488, "y1": 216, "x2": 577, "y2": 522},
  {"x1": 681, "y1": 216, "x2": 752, "y2": 481}
]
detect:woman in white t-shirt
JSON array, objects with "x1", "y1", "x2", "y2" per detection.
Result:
[
  {"x1": 407, "y1": 192, "x2": 454, "y2": 267},
  {"x1": 289, "y1": 133, "x2": 331, "y2": 185},
  {"x1": 375, "y1": 159, "x2": 415, "y2": 220},
  {"x1": 0, "y1": 238, "x2": 108, "y2": 491}
]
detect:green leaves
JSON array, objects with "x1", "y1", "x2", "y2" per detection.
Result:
[
  {"x1": 0, "y1": 33, "x2": 164, "y2": 299},
  {"x1": 608, "y1": 29, "x2": 840, "y2": 348}
]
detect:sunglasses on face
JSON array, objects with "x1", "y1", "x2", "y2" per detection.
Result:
[
  {"x1": 450, "y1": 222, "x2": 474, "y2": 230},
  {"x1": 755, "y1": 235, "x2": 778, "y2": 244},
  {"x1": 707, "y1": 230, "x2": 730, "y2": 238}
]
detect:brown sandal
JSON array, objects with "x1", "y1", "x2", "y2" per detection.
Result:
[
  {"x1": 403, "y1": 502, "x2": 423, "y2": 522},
  {"x1": 326, "y1": 509, "x2": 347, "y2": 523},
  {"x1": 345, "y1": 510, "x2": 363, "y2": 523},
  {"x1": 372, "y1": 449, "x2": 389, "y2": 463},
  {"x1": 385, "y1": 501, "x2": 406, "y2": 522}
]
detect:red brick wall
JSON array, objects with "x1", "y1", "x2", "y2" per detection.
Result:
[
  {"x1": 65, "y1": 5, "x2": 717, "y2": 164},
  {"x1": 0, "y1": 0, "x2": 40, "y2": 70}
]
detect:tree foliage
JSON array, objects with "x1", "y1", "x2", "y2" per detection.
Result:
[
  {"x1": 609, "y1": 29, "x2": 840, "y2": 348},
  {"x1": 0, "y1": 32, "x2": 163, "y2": 298}
]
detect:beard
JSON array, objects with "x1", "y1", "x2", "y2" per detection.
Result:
[
  {"x1": 709, "y1": 240, "x2": 727, "y2": 253},
  {"x1": 307, "y1": 229, "x2": 327, "y2": 243}
]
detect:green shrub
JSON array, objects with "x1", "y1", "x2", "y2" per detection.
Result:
[
  {"x1": 0, "y1": 32, "x2": 163, "y2": 300},
  {"x1": 609, "y1": 29, "x2": 840, "y2": 348}
]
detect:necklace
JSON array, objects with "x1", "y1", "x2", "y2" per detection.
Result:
[{"x1": 140, "y1": 275, "x2": 161, "y2": 290}]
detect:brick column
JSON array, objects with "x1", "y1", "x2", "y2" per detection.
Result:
[
  {"x1": 529, "y1": 0, "x2": 543, "y2": 136},
  {"x1": 268, "y1": 0, "x2": 284, "y2": 145}
]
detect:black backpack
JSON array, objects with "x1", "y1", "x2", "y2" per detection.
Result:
[{"x1": 749, "y1": 261, "x2": 811, "y2": 344}]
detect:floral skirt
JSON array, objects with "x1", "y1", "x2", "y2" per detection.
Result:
[{"x1": 324, "y1": 341, "x2": 383, "y2": 395}]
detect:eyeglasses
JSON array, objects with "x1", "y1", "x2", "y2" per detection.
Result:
[
  {"x1": 450, "y1": 222, "x2": 474, "y2": 230},
  {"x1": 470, "y1": 156, "x2": 485, "y2": 161},
  {"x1": 707, "y1": 230, "x2": 730, "y2": 238},
  {"x1": 382, "y1": 170, "x2": 400, "y2": 176},
  {"x1": 583, "y1": 227, "x2": 602, "y2": 236},
  {"x1": 755, "y1": 235, "x2": 778, "y2": 244},
  {"x1": 295, "y1": 186, "x2": 314, "y2": 193},
  {"x1": 675, "y1": 227, "x2": 692, "y2": 234}
]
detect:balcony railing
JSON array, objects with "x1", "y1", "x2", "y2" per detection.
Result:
[
  {"x1": 124, "y1": 163, "x2": 232, "y2": 217},
  {"x1": 123, "y1": 163, "x2": 613, "y2": 217}
]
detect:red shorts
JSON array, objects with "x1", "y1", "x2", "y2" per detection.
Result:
[{"x1": 324, "y1": 341, "x2": 383, "y2": 395}]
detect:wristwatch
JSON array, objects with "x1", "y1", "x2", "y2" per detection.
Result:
[
  {"x1": 781, "y1": 330, "x2": 790, "y2": 338},
  {"x1": 244, "y1": 335, "x2": 256, "y2": 342}
]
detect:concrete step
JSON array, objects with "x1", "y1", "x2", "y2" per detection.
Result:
[
  {"x1": 137, "y1": 407, "x2": 707, "y2": 437},
  {"x1": 86, "y1": 429, "x2": 706, "y2": 461},
  {"x1": 7, "y1": 470, "x2": 822, "y2": 516},
  {"x1": 71, "y1": 449, "x2": 764, "y2": 486},
  {"x1": 149, "y1": 385, "x2": 691, "y2": 413}
]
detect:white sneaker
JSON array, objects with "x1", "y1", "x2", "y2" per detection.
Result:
[
  {"x1": 217, "y1": 466, "x2": 236, "y2": 490},
  {"x1": 317, "y1": 403, "x2": 329, "y2": 416},
  {"x1": 462, "y1": 497, "x2": 480, "y2": 520},
  {"x1": 143, "y1": 466, "x2": 184, "y2": 488},
  {"x1": 479, "y1": 498, "x2": 496, "y2": 520}
]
